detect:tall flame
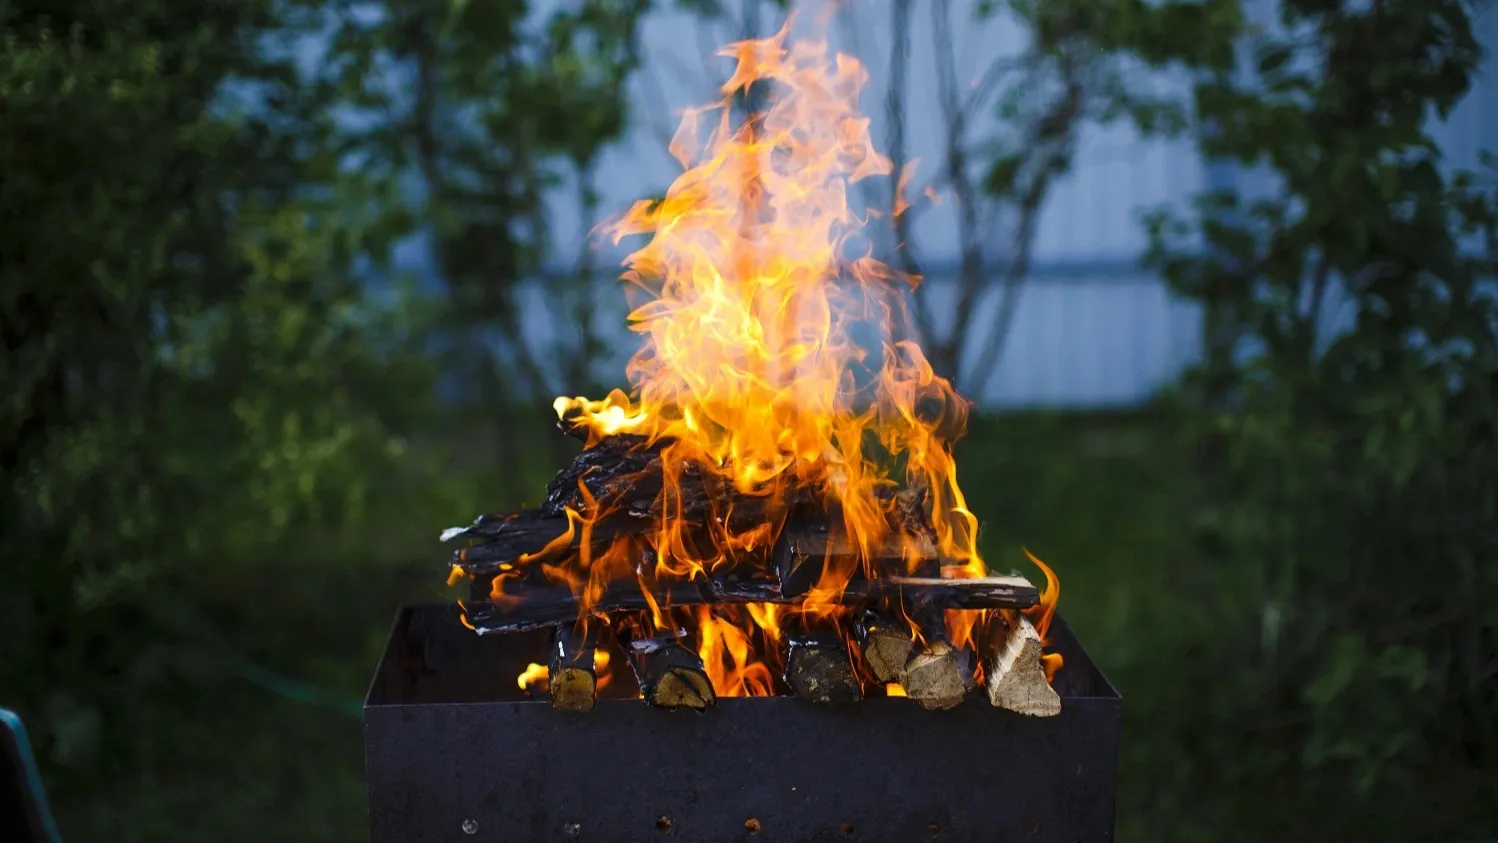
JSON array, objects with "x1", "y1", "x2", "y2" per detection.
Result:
[
  {"x1": 562, "y1": 18, "x2": 983, "y2": 580},
  {"x1": 516, "y1": 15, "x2": 1058, "y2": 694}
]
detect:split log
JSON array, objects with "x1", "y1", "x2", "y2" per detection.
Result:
[
  {"x1": 783, "y1": 632, "x2": 862, "y2": 704},
  {"x1": 459, "y1": 574, "x2": 1038, "y2": 634},
  {"x1": 902, "y1": 639, "x2": 975, "y2": 711},
  {"x1": 624, "y1": 632, "x2": 716, "y2": 711},
  {"x1": 855, "y1": 611, "x2": 915, "y2": 684},
  {"x1": 897, "y1": 597, "x2": 975, "y2": 710},
  {"x1": 985, "y1": 615, "x2": 1060, "y2": 717},
  {"x1": 547, "y1": 624, "x2": 599, "y2": 712}
]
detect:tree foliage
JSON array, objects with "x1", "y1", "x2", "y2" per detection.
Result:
[
  {"x1": 0, "y1": 0, "x2": 440, "y2": 800},
  {"x1": 1146, "y1": 0, "x2": 1498, "y2": 834}
]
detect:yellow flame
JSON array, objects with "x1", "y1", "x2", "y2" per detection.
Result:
[
  {"x1": 497, "y1": 13, "x2": 1060, "y2": 695},
  {"x1": 517, "y1": 663, "x2": 548, "y2": 692}
]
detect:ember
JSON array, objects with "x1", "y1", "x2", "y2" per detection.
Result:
[{"x1": 443, "y1": 18, "x2": 1062, "y2": 714}]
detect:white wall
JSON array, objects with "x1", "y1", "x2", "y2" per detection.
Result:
[{"x1": 507, "y1": 0, "x2": 1495, "y2": 409}]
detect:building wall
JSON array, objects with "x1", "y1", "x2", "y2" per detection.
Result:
[{"x1": 452, "y1": 0, "x2": 1497, "y2": 409}]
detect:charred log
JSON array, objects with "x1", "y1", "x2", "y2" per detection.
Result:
[
  {"x1": 461, "y1": 582, "x2": 715, "y2": 634},
  {"x1": 623, "y1": 631, "x2": 716, "y2": 711},
  {"x1": 547, "y1": 623, "x2": 599, "y2": 712},
  {"x1": 783, "y1": 632, "x2": 862, "y2": 704},
  {"x1": 443, "y1": 510, "x2": 648, "y2": 579},
  {"x1": 985, "y1": 615, "x2": 1060, "y2": 717},
  {"x1": 855, "y1": 610, "x2": 915, "y2": 684},
  {"x1": 541, "y1": 433, "x2": 664, "y2": 517},
  {"x1": 773, "y1": 523, "x2": 936, "y2": 598},
  {"x1": 460, "y1": 574, "x2": 1038, "y2": 634},
  {"x1": 885, "y1": 576, "x2": 1037, "y2": 610}
]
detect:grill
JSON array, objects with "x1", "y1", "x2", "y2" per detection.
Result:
[{"x1": 363, "y1": 604, "x2": 1120, "y2": 843}]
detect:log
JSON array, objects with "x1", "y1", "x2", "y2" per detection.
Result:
[
  {"x1": 623, "y1": 632, "x2": 716, "y2": 711},
  {"x1": 443, "y1": 509, "x2": 645, "y2": 577},
  {"x1": 897, "y1": 596, "x2": 975, "y2": 710},
  {"x1": 459, "y1": 574, "x2": 1038, "y2": 634},
  {"x1": 547, "y1": 624, "x2": 598, "y2": 712},
  {"x1": 855, "y1": 611, "x2": 915, "y2": 684},
  {"x1": 985, "y1": 615, "x2": 1060, "y2": 717},
  {"x1": 783, "y1": 632, "x2": 862, "y2": 704},
  {"x1": 540, "y1": 433, "x2": 664, "y2": 517},
  {"x1": 773, "y1": 523, "x2": 936, "y2": 598},
  {"x1": 902, "y1": 640, "x2": 975, "y2": 711}
]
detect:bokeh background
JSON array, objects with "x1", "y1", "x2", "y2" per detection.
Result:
[{"x1": 3, "y1": 0, "x2": 1496, "y2": 840}]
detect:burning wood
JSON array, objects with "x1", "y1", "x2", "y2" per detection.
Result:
[
  {"x1": 773, "y1": 519, "x2": 934, "y2": 598},
  {"x1": 902, "y1": 641, "x2": 975, "y2": 711},
  {"x1": 783, "y1": 631, "x2": 862, "y2": 704},
  {"x1": 623, "y1": 629, "x2": 716, "y2": 711},
  {"x1": 896, "y1": 607, "x2": 976, "y2": 710},
  {"x1": 986, "y1": 615, "x2": 1061, "y2": 717},
  {"x1": 855, "y1": 611, "x2": 915, "y2": 684},
  {"x1": 457, "y1": 569, "x2": 1040, "y2": 634},
  {"x1": 547, "y1": 624, "x2": 599, "y2": 712},
  {"x1": 437, "y1": 22, "x2": 1067, "y2": 713}
]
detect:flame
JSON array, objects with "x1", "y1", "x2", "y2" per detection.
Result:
[
  {"x1": 692, "y1": 605, "x2": 781, "y2": 697},
  {"x1": 517, "y1": 662, "x2": 548, "y2": 692},
  {"x1": 490, "y1": 15, "x2": 1062, "y2": 696},
  {"x1": 1022, "y1": 549, "x2": 1064, "y2": 681},
  {"x1": 595, "y1": 649, "x2": 615, "y2": 692}
]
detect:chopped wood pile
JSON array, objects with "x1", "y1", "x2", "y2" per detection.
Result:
[{"x1": 444, "y1": 422, "x2": 1060, "y2": 717}]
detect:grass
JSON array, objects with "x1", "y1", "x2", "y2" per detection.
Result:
[
  {"x1": 47, "y1": 408, "x2": 1492, "y2": 843},
  {"x1": 44, "y1": 409, "x2": 1195, "y2": 842}
]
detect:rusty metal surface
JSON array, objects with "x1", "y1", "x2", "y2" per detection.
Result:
[{"x1": 364, "y1": 604, "x2": 1120, "y2": 843}]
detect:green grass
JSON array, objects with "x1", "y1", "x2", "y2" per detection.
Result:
[
  {"x1": 45, "y1": 410, "x2": 1196, "y2": 843},
  {"x1": 44, "y1": 409, "x2": 1493, "y2": 843}
]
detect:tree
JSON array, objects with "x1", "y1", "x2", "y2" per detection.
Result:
[
  {"x1": 1146, "y1": 0, "x2": 1498, "y2": 834},
  {"x1": 0, "y1": 0, "x2": 435, "y2": 801},
  {"x1": 326, "y1": 0, "x2": 651, "y2": 421},
  {"x1": 836, "y1": 0, "x2": 1242, "y2": 390}
]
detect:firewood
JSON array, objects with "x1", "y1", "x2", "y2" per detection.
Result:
[
  {"x1": 547, "y1": 624, "x2": 598, "y2": 712},
  {"x1": 773, "y1": 523, "x2": 936, "y2": 598},
  {"x1": 540, "y1": 433, "x2": 664, "y2": 517},
  {"x1": 855, "y1": 611, "x2": 915, "y2": 684},
  {"x1": 460, "y1": 574, "x2": 1039, "y2": 634},
  {"x1": 897, "y1": 603, "x2": 975, "y2": 711},
  {"x1": 901, "y1": 640, "x2": 974, "y2": 711},
  {"x1": 443, "y1": 509, "x2": 646, "y2": 577},
  {"x1": 885, "y1": 576, "x2": 1038, "y2": 609},
  {"x1": 783, "y1": 632, "x2": 862, "y2": 704},
  {"x1": 461, "y1": 582, "x2": 713, "y2": 634},
  {"x1": 624, "y1": 632, "x2": 716, "y2": 711},
  {"x1": 985, "y1": 615, "x2": 1060, "y2": 717}
]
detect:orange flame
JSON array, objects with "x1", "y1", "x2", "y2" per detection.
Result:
[
  {"x1": 517, "y1": 662, "x2": 548, "y2": 692},
  {"x1": 490, "y1": 14, "x2": 1062, "y2": 696},
  {"x1": 1022, "y1": 549, "x2": 1064, "y2": 681}
]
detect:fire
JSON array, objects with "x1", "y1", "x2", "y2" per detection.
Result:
[
  {"x1": 498, "y1": 15, "x2": 1060, "y2": 696},
  {"x1": 518, "y1": 662, "x2": 548, "y2": 692}
]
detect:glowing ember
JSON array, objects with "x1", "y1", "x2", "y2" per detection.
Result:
[{"x1": 488, "y1": 15, "x2": 1061, "y2": 699}]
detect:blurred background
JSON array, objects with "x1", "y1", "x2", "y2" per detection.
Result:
[{"x1": 2, "y1": 0, "x2": 1495, "y2": 840}]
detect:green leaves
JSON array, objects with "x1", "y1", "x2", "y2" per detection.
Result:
[{"x1": 1151, "y1": 0, "x2": 1498, "y2": 817}]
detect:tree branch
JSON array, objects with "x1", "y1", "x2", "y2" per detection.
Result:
[
  {"x1": 930, "y1": 0, "x2": 987, "y2": 384},
  {"x1": 970, "y1": 67, "x2": 1084, "y2": 393},
  {"x1": 885, "y1": 0, "x2": 933, "y2": 348}
]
